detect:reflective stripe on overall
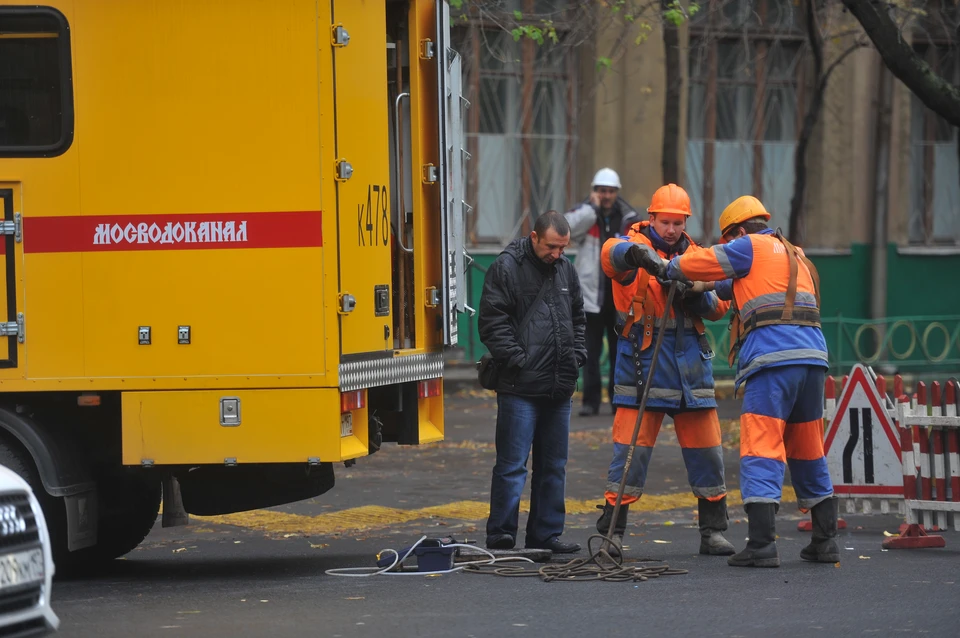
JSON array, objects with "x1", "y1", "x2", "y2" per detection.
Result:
[
  {"x1": 599, "y1": 222, "x2": 730, "y2": 505},
  {"x1": 673, "y1": 229, "x2": 832, "y2": 509}
]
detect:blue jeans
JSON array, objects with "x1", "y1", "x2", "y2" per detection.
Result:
[{"x1": 486, "y1": 393, "x2": 572, "y2": 545}]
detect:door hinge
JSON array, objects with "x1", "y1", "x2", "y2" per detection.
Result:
[
  {"x1": 336, "y1": 159, "x2": 354, "y2": 181},
  {"x1": 0, "y1": 214, "x2": 22, "y2": 243},
  {"x1": 422, "y1": 164, "x2": 438, "y2": 184},
  {"x1": 339, "y1": 293, "x2": 357, "y2": 314},
  {"x1": 419, "y1": 39, "x2": 435, "y2": 60},
  {"x1": 0, "y1": 313, "x2": 24, "y2": 343},
  {"x1": 331, "y1": 24, "x2": 350, "y2": 47}
]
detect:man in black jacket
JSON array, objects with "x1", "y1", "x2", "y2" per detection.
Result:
[{"x1": 478, "y1": 210, "x2": 587, "y2": 554}]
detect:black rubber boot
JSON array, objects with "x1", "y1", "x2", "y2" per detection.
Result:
[
  {"x1": 698, "y1": 497, "x2": 736, "y2": 556},
  {"x1": 800, "y1": 496, "x2": 841, "y2": 563},
  {"x1": 728, "y1": 503, "x2": 780, "y2": 568},
  {"x1": 596, "y1": 502, "x2": 629, "y2": 558}
]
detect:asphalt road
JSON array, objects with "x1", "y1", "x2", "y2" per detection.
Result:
[{"x1": 49, "y1": 389, "x2": 960, "y2": 638}]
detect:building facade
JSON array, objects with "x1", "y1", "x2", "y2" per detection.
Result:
[{"x1": 454, "y1": 0, "x2": 960, "y2": 377}]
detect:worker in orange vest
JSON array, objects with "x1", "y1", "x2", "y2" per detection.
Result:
[
  {"x1": 595, "y1": 184, "x2": 735, "y2": 558},
  {"x1": 626, "y1": 195, "x2": 838, "y2": 568}
]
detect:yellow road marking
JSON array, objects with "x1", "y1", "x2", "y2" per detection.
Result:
[{"x1": 193, "y1": 488, "x2": 797, "y2": 536}]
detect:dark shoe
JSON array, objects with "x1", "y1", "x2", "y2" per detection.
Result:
[
  {"x1": 526, "y1": 537, "x2": 581, "y2": 554},
  {"x1": 698, "y1": 496, "x2": 736, "y2": 556},
  {"x1": 486, "y1": 534, "x2": 515, "y2": 550},
  {"x1": 596, "y1": 502, "x2": 629, "y2": 558},
  {"x1": 800, "y1": 496, "x2": 841, "y2": 563},
  {"x1": 728, "y1": 503, "x2": 780, "y2": 568},
  {"x1": 578, "y1": 404, "x2": 599, "y2": 417}
]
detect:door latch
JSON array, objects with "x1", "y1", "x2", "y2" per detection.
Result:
[{"x1": 374, "y1": 285, "x2": 390, "y2": 317}]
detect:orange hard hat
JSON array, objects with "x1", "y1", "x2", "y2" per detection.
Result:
[{"x1": 647, "y1": 183, "x2": 692, "y2": 216}]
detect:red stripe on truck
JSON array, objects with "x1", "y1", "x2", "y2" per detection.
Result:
[{"x1": 22, "y1": 211, "x2": 323, "y2": 254}]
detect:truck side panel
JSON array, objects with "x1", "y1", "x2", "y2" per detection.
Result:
[
  {"x1": 119, "y1": 388, "x2": 366, "y2": 465},
  {"x1": 3, "y1": 0, "x2": 337, "y2": 386}
]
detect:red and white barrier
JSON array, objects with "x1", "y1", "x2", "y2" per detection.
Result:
[{"x1": 883, "y1": 377, "x2": 960, "y2": 549}]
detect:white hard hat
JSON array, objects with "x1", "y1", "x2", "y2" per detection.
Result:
[{"x1": 591, "y1": 167, "x2": 621, "y2": 189}]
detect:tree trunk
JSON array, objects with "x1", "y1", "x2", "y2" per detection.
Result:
[
  {"x1": 661, "y1": 1, "x2": 681, "y2": 184},
  {"x1": 841, "y1": 0, "x2": 960, "y2": 127},
  {"x1": 788, "y1": 0, "x2": 824, "y2": 245}
]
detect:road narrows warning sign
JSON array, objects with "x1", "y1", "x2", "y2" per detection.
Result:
[{"x1": 824, "y1": 364, "x2": 903, "y2": 497}]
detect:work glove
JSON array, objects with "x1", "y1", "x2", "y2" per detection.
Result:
[
  {"x1": 657, "y1": 276, "x2": 690, "y2": 298},
  {"x1": 625, "y1": 244, "x2": 668, "y2": 278}
]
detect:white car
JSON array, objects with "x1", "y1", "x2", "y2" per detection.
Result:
[{"x1": 0, "y1": 463, "x2": 59, "y2": 636}]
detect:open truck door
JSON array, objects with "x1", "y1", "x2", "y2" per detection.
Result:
[{"x1": 434, "y1": 0, "x2": 470, "y2": 347}]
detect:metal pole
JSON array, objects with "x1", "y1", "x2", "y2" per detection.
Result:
[{"x1": 603, "y1": 281, "x2": 679, "y2": 556}]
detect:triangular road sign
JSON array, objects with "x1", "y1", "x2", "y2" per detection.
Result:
[{"x1": 823, "y1": 364, "x2": 902, "y2": 497}]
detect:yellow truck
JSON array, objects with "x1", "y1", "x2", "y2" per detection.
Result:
[{"x1": 0, "y1": 0, "x2": 467, "y2": 571}]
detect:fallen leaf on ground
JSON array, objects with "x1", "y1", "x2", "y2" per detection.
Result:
[
  {"x1": 883, "y1": 531, "x2": 895, "y2": 537},
  {"x1": 345, "y1": 597, "x2": 365, "y2": 600},
  {"x1": 172, "y1": 547, "x2": 186, "y2": 553},
  {"x1": 859, "y1": 555, "x2": 871, "y2": 560},
  {"x1": 310, "y1": 543, "x2": 329, "y2": 549},
  {"x1": 653, "y1": 540, "x2": 671, "y2": 544}
]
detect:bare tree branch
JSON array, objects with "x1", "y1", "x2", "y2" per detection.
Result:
[{"x1": 840, "y1": 0, "x2": 960, "y2": 127}]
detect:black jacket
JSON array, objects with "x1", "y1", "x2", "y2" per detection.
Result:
[{"x1": 478, "y1": 237, "x2": 587, "y2": 399}]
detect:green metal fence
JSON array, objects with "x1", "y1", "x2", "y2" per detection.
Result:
[
  {"x1": 698, "y1": 315, "x2": 960, "y2": 377},
  {"x1": 458, "y1": 260, "x2": 960, "y2": 380}
]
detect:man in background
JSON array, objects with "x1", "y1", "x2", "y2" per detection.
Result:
[{"x1": 565, "y1": 168, "x2": 639, "y2": 416}]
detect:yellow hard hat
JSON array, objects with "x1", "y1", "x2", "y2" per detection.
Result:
[{"x1": 718, "y1": 196, "x2": 771, "y2": 237}]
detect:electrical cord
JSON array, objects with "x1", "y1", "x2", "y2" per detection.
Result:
[
  {"x1": 462, "y1": 534, "x2": 688, "y2": 582},
  {"x1": 324, "y1": 535, "x2": 535, "y2": 578},
  {"x1": 328, "y1": 283, "x2": 690, "y2": 584}
]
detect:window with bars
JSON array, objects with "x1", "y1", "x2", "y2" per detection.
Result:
[
  {"x1": 908, "y1": 43, "x2": 960, "y2": 245},
  {"x1": 686, "y1": 0, "x2": 804, "y2": 241},
  {"x1": 454, "y1": 26, "x2": 577, "y2": 245}
]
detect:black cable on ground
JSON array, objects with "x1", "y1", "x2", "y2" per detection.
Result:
[
  {"x1": 462, "y1": 534, "x2": 689, "y2": 583},
  {"x1": 464, "y1": 282, "x2": 690, "y2": 584}
]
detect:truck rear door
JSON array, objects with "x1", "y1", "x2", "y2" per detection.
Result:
[{"x1": 331, "y1": 0, "x2": 394, "y2": 356}]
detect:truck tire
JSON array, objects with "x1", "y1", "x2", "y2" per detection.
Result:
[
  {"x1": 0, "y1": 434, "x2": 161, "y2": 573},
  {"x1": 0, "y1": 438, "x2": 71, "y2": 569},
  {"x1": 83, "y1": 473, "x2": 162, "y2": 563}
]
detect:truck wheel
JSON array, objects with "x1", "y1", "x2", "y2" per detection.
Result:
[
  {"x1": 0, "y1": 435, "x2": 161, "y2": 572},
  {"x1": 89, "y1": 474, "x2": 162, "y2": 562},
  {"x1": 0, "y1": 437, "x2": 71, "y2": 569}
]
